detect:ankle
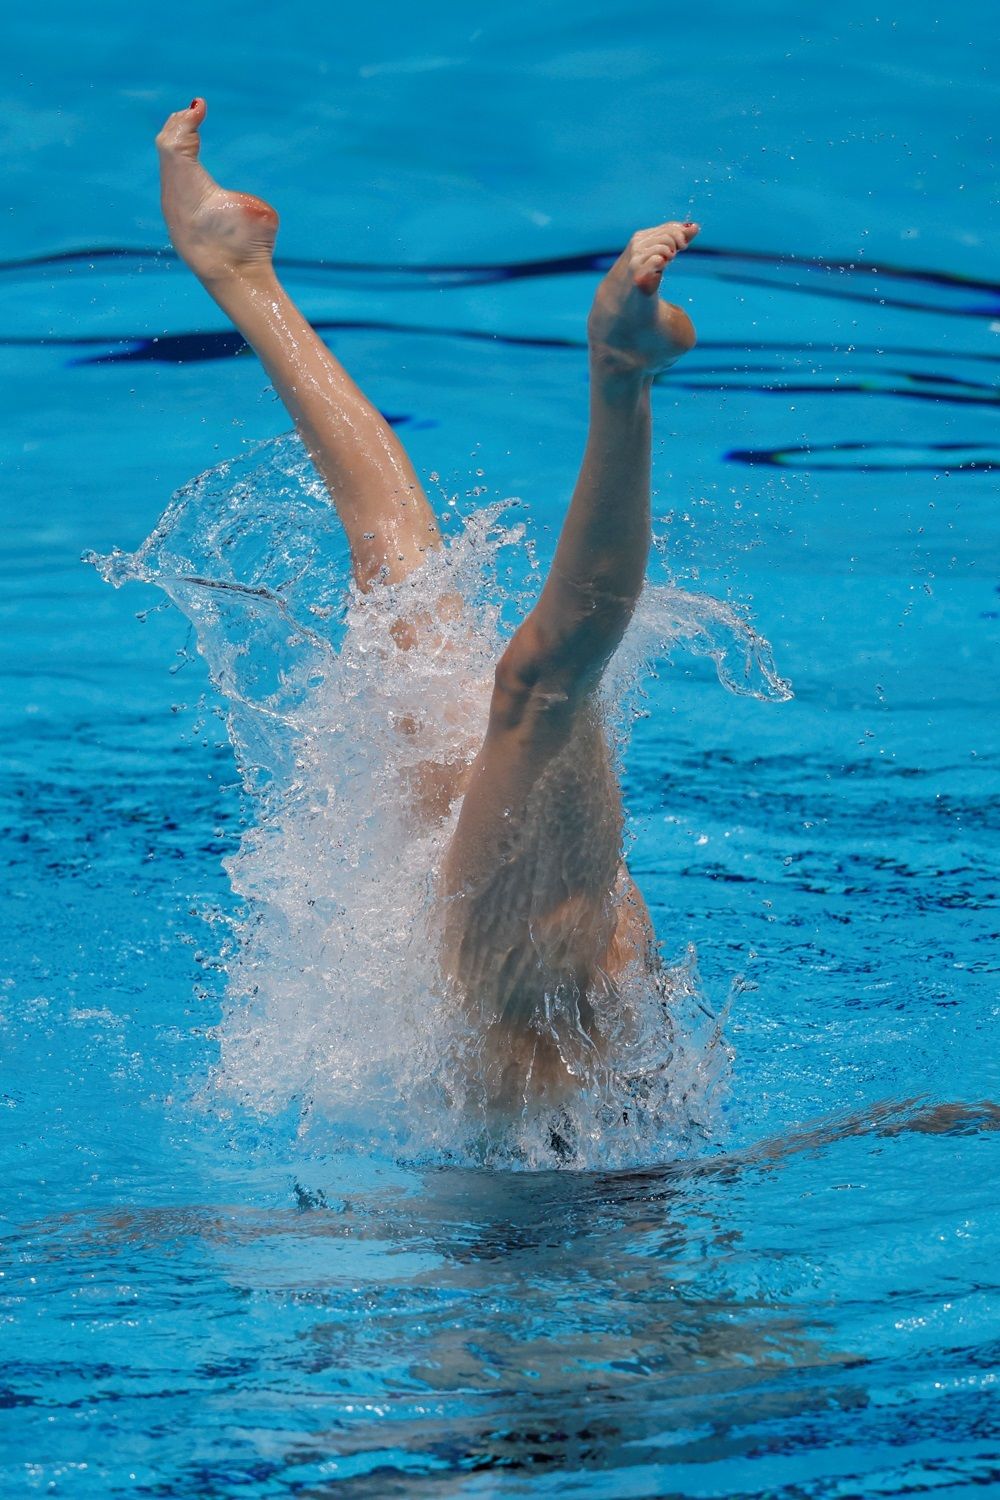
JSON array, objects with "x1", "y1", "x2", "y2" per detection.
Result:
[
  {"x1": 588, "y1": 348, "x2": 654, "y2": 404},
  {"x1": 199, "y1": 263, "x2": 281, "y2": 320}
]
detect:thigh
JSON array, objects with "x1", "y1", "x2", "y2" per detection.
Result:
[{"x1": 439, "y1": 668, "x2": 626, "y2": 999}]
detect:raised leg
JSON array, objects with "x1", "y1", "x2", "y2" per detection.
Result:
[
  {"x1": 441, "y1": 224, "x2": 699, "y2": 1080},
  {"x1": 156, "y1": 99, "x2": 440, "y2": 590},
  {"x1": 451, "y1": 221, "x2": 699, "y2": 830},
  {"x1": 506, "y1": 220, "x2": 699, "y2": 702}
]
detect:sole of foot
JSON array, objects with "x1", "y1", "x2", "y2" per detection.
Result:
[
  {"x1": 155, "y1": 98, "x2": 279, "y2": 284},
  {"x1": 588, "y1": 220, "x2": 700, "y2": 378}
]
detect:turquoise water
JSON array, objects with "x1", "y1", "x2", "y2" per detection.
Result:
[{"x1": 3, "y1": 2, "x2": 999, "y2": 1494}]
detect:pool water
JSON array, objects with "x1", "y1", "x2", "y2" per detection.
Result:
[{"x1": 3, "y1": 1, "x2": 998, "y2": 1495}]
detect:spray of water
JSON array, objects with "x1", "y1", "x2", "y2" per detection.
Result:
[{"x1": 88, "y1": 434, "x2": 791, "y2": 1168}]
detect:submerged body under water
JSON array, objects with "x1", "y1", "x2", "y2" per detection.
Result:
[{"x1": 90, "y1": 432, "x2": 791, "y2": 1168}]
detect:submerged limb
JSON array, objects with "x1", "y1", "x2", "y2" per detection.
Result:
[
  {"x1": 156, "y1": 99, "x2": 440, "y2": 591},
  {"x1": 700, "y1": 1097, "x2": 1000, "y2": 1183}
]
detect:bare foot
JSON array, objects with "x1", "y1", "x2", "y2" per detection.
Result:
[
  {"x1": 587, "y1": 220, "x2": 699, "y2": 378},
  {"x1": 155, "y1": 98, "x2": 278, "y2": 285}
]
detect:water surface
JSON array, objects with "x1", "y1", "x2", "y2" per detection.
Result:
[{"x1": 2, "y1": 1, "x2": 998, "y2": 1493}]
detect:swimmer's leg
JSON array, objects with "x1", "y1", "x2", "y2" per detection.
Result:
[
  {"x1": 156, "y1": 99, "x2": 439, "y2": 591},
  {"x1": 508, "y1": 221, "x2": 700, "y2": 700},
  {"x1": 448, "y1": 223, "x2": 700, "y2": 858},
  {"x1": 441, "y1": 225, "x2": 699, "y2": 1075}
]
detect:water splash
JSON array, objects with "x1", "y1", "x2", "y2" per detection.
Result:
[{"x1": 88, "y1": 434, "x2": 791, "y2": 1168}]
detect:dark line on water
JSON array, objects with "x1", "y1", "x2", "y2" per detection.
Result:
[
  {"x1": 711, "y1": 269, "x2": 999, "y2": 320},
  {"x1": 2, "y1": 323, "x2": 997, "y2": 415},
  {"x1": 4, "y1": 324, "x2": 997, "y2": 367},
  {"x1": 683, "y1": 381, "x2": 998, "y2": 409},
  {"x1": 1, "y1": 240, "x2": 996, "y2": 294},
  {"x1": 727, "y1": 441, "x2": 999, "y2": 474}
]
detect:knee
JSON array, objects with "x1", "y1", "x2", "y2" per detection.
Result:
[
  {"x1": 492, "y1": 612, "x2": 608, "y2": 723},
  {"x1": 495, "y1": 620, "x2": 549, "y2": 696},
  {"x1": 508, "y1": 589, "x2": 635, "y2": 686}
]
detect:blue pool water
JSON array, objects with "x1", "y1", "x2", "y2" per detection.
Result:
[{"x1": 3, "y1": 1, "x2": 998, "y2": 1494}]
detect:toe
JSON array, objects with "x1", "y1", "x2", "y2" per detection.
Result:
[
  {"x1": 656, "y1": 220, "x2": 700, "y2": 248},
  {"x1": 156, "y1": 98, "x2": 206, "y2": 150},
  {"x1": 633, "y1": 255, "x2": 667, "y2": 293},
  {"x1": 646, "y1": 235, "x2": 681, "y2": 262}
]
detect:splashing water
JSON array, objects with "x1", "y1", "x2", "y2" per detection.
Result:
[{"x1": 88, "y1": 434, "x2": 791, "y2": 1168}]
